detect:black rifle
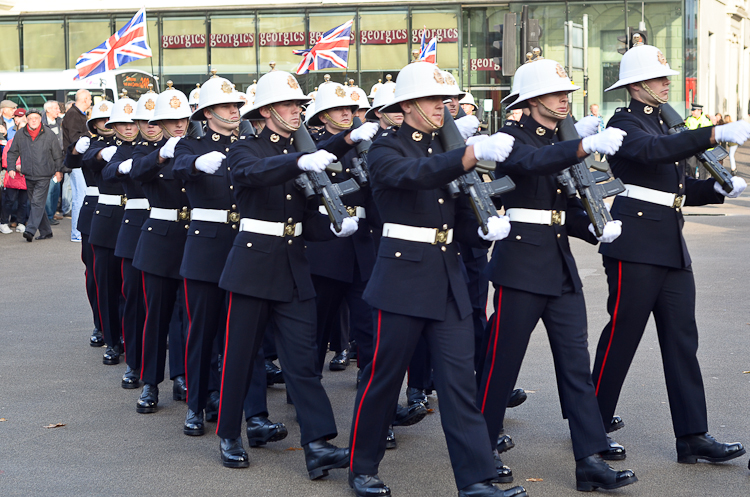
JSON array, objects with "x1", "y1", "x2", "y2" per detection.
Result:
[
  {"x1": 187, "y1": 120, "x2": 204, "y2": 139},
  {"x1": 292, "y1": 125, "x2": 360, "y2": 232},
  {"x1": 438, "y1": 107, "x2": 516, "y2": 235},
  {"x1": 659, "y1": 103, "x2": 734, "y2": 194},
  {"x1": 238, "y1": 120, "x2": 256, "y2": 138},
  {"x1": 348, "y1": 116, "x2": 370, "y2": 186},
  {"x1": 556, "y1": 115, "x2": 626, "y2": 237}
]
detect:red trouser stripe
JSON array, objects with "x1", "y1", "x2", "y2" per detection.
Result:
[
  {"x1": 480, "y1": 286, "x2": 503, "y2": 413},
  {"x1": 183, "y1": 279, "x2": 192, "y2": 404},
  {"x1": 140, "y1": 275, "x2": 149, "y2": 380},
  {"x1": 216, "y1": 291, "x2": 233, "y2": 434},
  {"x1": 595, "y1": 260, "x2": 623, "y2": 396},
  {"x1": 350, "y1": 309, "x2": 383, "y2": 469},
  {"x1": 120, "y1": 259, "x2": 127, "y2": 361},
  {"x1": 91, "y1": 246, "x2": 105, "y2": 344}
]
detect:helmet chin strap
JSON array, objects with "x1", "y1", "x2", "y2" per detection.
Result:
[
  {"x1": 114, "y1": 128, "x2": 139, "y2": 142},
  {"x1": 138, "y1": 122, "x2": 163, "y2": 141},
  {"x1": 413, "y1": 101, "x2": 442, "y2": 129},
  {"x1": 322, "y1": 112, "x2": 353, "y2": 130},
  {"x1": 536, "y1": 97, "x2": 568, "y2": 120},
  {"x1": 159, "y1": 123, "x2": 175, "y2": 138},
  {"x1": 640, "y1": 81, "x2": 668, "y2": 104},
  {"x1": 269, "y1": 105, "x2": 299, "y2": 132},
  {"x1": 209, "y1": 109, "x2": 241, "y2": 125},
  {"x1": 95, "y1": 125, "x2": 114, "y2": 137},
  {"x1": 383, "y1": 113, "x2": 399, "y2": 127}
]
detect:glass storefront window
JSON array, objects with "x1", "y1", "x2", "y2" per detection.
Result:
[
  {"x1": 68, "y1": 19, "x2": 111, "y2": 70},
  {"x1": 257, "y1": 13, "x2": 305, "y2": 75},
  {"x1": 23, "y1": 20, "x2": 65, "y2": 71},
  {"x1": 0, "y1": 22, "x2": 20, "y2": 72},
  {"x1": 359, "y1": 10, "x2": 409, "y2": 71},
  {"x1": 412, "y1": 8, "x2": 460, "y2": 70},
  {"x1": 210, "y1": 14, "x2": 257, "y2": 80},
  {"x1": 162, "y1": 16, "x2": 207, "y2": 80}
]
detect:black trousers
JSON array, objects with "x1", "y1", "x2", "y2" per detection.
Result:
[
  {"x1": 458, "y1": 250, "x2": 490, "y2": 375},
  {"x1": 350, "y1": 305, "x2": 496, "y2": 490},
  {"x1": 1, "y1": 187, "x2": 28, "y2": 225},
  {"x1": 24, "y1": 177, "x2": 52, "y2": 237},
  {"x1": 216, "y1": 291, "x2": 337, "y2": 444},
  {"x1": 92, "y1": 244, "x2": 123, "y2": 349},
  {"x1": 120, "y1": 258, "x2": 144, "y2": 371},
  {"x1": 80, "y1": 235, "x2": 101, "y2": 333},
  {"x1": 477, "y1": 286, "x2": 609, "y2": 461},
  {"x1": 140, "y1": 272, "x2": 185, "y2": 386},
  {"x1": 592, "y1": 257, "x2": 708, "y2": 438},
  {"x1": 168, "y1": 290, "x2": 187, "y2": 379},
  {"x1": 243, "y1": 346, "x2": 269, "y2": 419}
]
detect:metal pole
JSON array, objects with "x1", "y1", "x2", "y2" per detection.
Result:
[{"x1": 583, "y1": 14, "x2": 589, "y2": 115}]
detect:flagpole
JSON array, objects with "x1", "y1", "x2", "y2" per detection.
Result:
[{"x1": 144, "y1": 7, "x2": 156, "y2": 86}]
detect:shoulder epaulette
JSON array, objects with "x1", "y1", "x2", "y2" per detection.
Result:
[
  {"x1": 614, "y1": 107, "x2": 627, "y2": 113},
  {"x1": 503, "y1": 120, "x2": 518, "y2": 128}
]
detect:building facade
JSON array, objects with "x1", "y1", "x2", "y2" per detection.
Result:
[{"x1": 0, "y1": 1, "x2": 745, "y2": 125}]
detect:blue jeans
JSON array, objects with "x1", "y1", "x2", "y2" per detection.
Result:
[
  {"x1": 61, "y1": 172, "x2": 72, "y2": 214},
  {"x1": 69, "y1": 169, "x2": 86, "y2": 241},
  {"x1": 45, "y1": 177, "x2": 61, "y2": 220}
]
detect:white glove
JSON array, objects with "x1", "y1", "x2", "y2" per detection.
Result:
[
  {"x1": 714, "y1": 176, "x2": 747, "y2": 198},
  {"x1": 118, "y1": 159, "x2": 133, "y2": 175},
  {"x1": 466, "y1": 135, "x2": 489, "y2": 146},
  {"x1": 582, "y1": 127, "x2": 627, "y2": 155},
  {"x1": 331, "y1": 216, "x2": 359, "y2": 237},
  {"x1": 478, "y1": 215, "x2": 511, "y2": 241},
  {"x1": 456, "y1": 115, "x2": 480, "y2": 140},
  {"x1": 194, "y1": 151, "x2": 226, "y2": 174},
  {"x1": 574, "y1": 115, "x2": 601, "y2": 138},
  {"x1": 588, "y1": 220, "x2": 622, "y2": 243},
  {"x1": 473, "y1": 132, "x2": 515, "y2": 163},
  {"x1": 349, "y1": 122, "x2": 379, "y2": 143},
  {"x1": 159, "y1": 136, "x2": 181, "y2": 160},
  {"x1": 75, "y1": 136, "x2": 90, "y2": 154},
  {"x1": 714, "y1": 120, "x2": 750, "y2": 146},
  {"x1": 100, "y1": 146, "x2": 117, "y2": 162},
  {"x1": 298, "y1": 150, "x2": 337, "y2": 173}
]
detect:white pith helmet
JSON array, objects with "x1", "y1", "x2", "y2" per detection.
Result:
[
  {"x1": 236, "y1": 90, "x2": 250, "y2": 115},
  {"x1": 240, "y1": 88, "x2": 256, "y2": 118},
  {"x1": 506, "y1": 58, "x2": 580, "y2": 110},
  {"x1": 86, "y1": 100, "x2": 113, "y2": 133},
  {"x1": 500, "y1": 69, "x2": 523, "y2": 106},
  {"x1": 304, "y1": 100, "x2": 317, "y2": 125},
  {"x1": 105, "y1": 97, "x2": 137, "y2": 127},
  {"x1": 133, "y1": 88, "x2": 158, "y2": 122},
  {"x1": 150, "y1": 86, "x2": 191, "y2": 123},
  {"x1": 307, "y1": 82, "x2": 359, "y2": 126},
  {"x1": 369, "y1": 78, "x2": 383, "y2": 99},
  {"x1": 380, "y1": 62, "x2": 462, "y2": 114},
  {"x1": 605, "y1": 43, "x2": 679, "y2": 92},
  {"x1": 242, "y1": 70, "x2": 310, "y2": 120},
  {"x1": 349, "y1": 86, "x2": 371, "y2": 111},
  {"x1": 188, "y1": 84, "x2": 201, "y2": 106},
  {"x1": 442, "y1": 71, "x2": 466, "y2": 100},
  {"x1": 459, "y1": 92, "x2": 478, "y2": 111},
  {"x1": 191, "y1": 75, "x2": 245, "y2": 121},
  {"x1": 365, "y1": 81, "x2": 397, "y2": 121}
]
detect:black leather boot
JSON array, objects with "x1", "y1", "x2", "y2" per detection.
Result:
[
  {"x1": 458, "y1": 481, "x2": 527, "y2": 497},
  {"x1": 184, "y1": 409, "x2": 204, "y2": 436},
  {"x1": 121, "y1": 366, "x2": 140, "y2": 389},
  {"x1": 607, "y1": 415, "x2": 624, "y2": 433},
  {"x1": 493, "y1": 450, "x2": 513, "y2": 483},
  {"x1": 407, "y1": 387, "x2": 429, "y2": 409},
  {"x1": 172, "y1": 375, "x2": 187, "y2": 401},
  {"x1": 136, "y1": 384, "x2": 159, "y2": 414},
  {"x1": 303, "y1": 438, "x2": 349, "y2": 480},
  {"x1": 246, "y1": 415, "x2": 288, "y2": 447},
  {"x1": 575, "y1": 454, "x2": 637, "y2": 491},
  {"x1": 102, "y1": 346, "x2": 120, "y2": 365},
  {"x1": 496, "y1": 432, "x2": 515, "y2": 454},
  {"x1": 220, "y1": 437, "x2": 249, "y2": 468},
  {"x1": 676, "y1": 433, "x2": 746, "y2": 463},
  {"x1": 89, "y1": 329, "x2": 104, "y2": 347},
  {"x1": 265, "y1": 359, "x2": 284, "y2": 386},
  {"x1": 205, "y1": 390, "x2": 220, "y2": 422},
  {"x1": 385, "y1": 426, "x2": 396, "y2": 449},
  {"x1": 600, "y1": 436, "x2": 626, "y2": 460},
  {"x1": 507, "y1": 388, "x2": 527, "y2": 408},
  {"x1": 392, "y1": 402, "x2": 427, "y2": 427},
  {"x1": 348, "y1": 472, "x2": 391, "y2": 496},
  {"x1": 329, "y1": 349, "x2": 350, "y2": 371}
]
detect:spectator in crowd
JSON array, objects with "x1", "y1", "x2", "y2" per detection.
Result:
[
  {"x1": 686, "y1": 103, "x2": 712, "y2": 129},
  {"x1": 64, "y1": 100, "x2": 75, "y2": 113},
  {"x1": 723, "y1": 114, "x2": 739, "y2": 174},
  {"x1": 61, "y1": 89, "x2": 91, "y2": 242},
  {"x1": 6, "y1": 108, "x2": 63, "y2": 242},
  {"x1": 506, "y1": 109, "x2": 524, "y2": 122},
  {"x1": 0, "y1": 110, "x2": 28, "y2": 234},
  {"x1": 44, "y1": 100, "x2": 65, "y2": 225},
  {"x1": 713, "y1": 112, "x2": 724, "y2": 126},
  {"x1": 0, "y1": 100, "x2": 18, "y2": 144},
  {"x1": 589, "y1": 103, "x2": 605, "y2": 132}
]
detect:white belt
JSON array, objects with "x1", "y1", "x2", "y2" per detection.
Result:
[
  {"x1": 240, "y1": 218, "x2": 303, "y2": 237},
  {"x1": 506, "y1": 208, "x2": 566, "y2": 226},
  {"x1": 191, "y1": 208, "x2": 240, "y2": 224},
  {"x1": 98, "y1": 194, "x2": 125, "y2": 206},
  {"x1": 619, "y1": 184, "x2": 685, "y2": 208},
  {"x1": 85, "y1": 186, "x2": 99, "y2": 197},
  {"x1": 382, "y1": 222, "x2": 453, "y2": 245},
  {"x1": 124, "y1": 198, "x2": 150, "y2": 210},
  {"x1": 319, "y1": 205, "x2": 366, "y2": 219},
  {"x1": 150, "y1": 207, "x2": 185, "y2": 222}
]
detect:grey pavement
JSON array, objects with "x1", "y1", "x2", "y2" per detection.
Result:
[{"x1": 2, "y1": 154, "x2": 750, "y2": 496}]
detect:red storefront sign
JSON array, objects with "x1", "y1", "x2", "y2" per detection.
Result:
[
  {"x1": 210, "y1": 33, "x2": 255, "y2": 48},
  {"x1": 309, "y1": 31, "x2": 356, "y2": 45},
  {"x1": 411, "y1": 28, "x2": 459, "y2": 43},
  {"x1": 162, "y1": 35, "x2": 206, "y2": 49},
  {"x1": 258, "y1": 31, "x2": 306, "y2": 47},
  {"x1": 470, "y1": 58, "x2": 501, "y2": 72},
  {"x1": 359, "y1": 29, "x2": 408, "y2": 45}
]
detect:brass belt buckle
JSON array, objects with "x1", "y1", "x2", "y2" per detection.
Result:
[
  {"x1": 433, "y1": 229, "x2": 448, "y2": 245},
  {"x1": 673, "y1": 195, "x2": 684, "y2": 209},
  {"x1": 178, "y1": 208, "x2": 190, "y2": 221},
  {"x1": 550, "y1": 210, "x2": 562, "y2": 225},
  {"x1": 228, "y1": 211, "x2": 240, "y2": 223},
  {"x1": 121, "y1": 196, "x2": 128, "y2": 206},
  {"x1": 346, "y1": 206, "x2": 356, "y2": 217},
  {"x1": 284, "y1": 224, "x2": 295, "y2": 236}
]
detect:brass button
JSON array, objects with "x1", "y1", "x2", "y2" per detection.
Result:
[
  {"x1": 230, "y1": 185, "x2": 234, "y2": 190},
  {"x1": 159, "y1": 174, "x2": 164, "y2": 178},
  {"x1": 515, "y1": 235, "x2": 521, "y2": 240},
  {"x1": 287, "y1": 217, "x2": 293, "y2": 224},
  {"x1": 232, "y1": 204, "x2": 236, "y2": 210},
  {"x1": 148, "y1": 227, "x2": 152, "y2": 231},
  {"x1": 287, "y1": 239, "x2": 293, "y2": 245},
  {"x1": 557, "y1": 189, "x2": 562, "y2": 194},
  {"x1": 227, "y1": 167, "x2": 231, "y2": 171},
  {"x1": 557, "y1": 233, "x2": 561, "y2": 238},
  {"x1": 181, "y1": 187, "x2": 186, "y2": 193},
  {"x1": 85, "y1": 202, "x2": 88, "y2": 205},
  {"x1": 283, "y1": 150, "x2": 288, "y2": 154},
  {"x1": 232, "y1": 224, "x2": 237, "y2": 229},
  {"x1": 438, "y1": 198, "x2": 444, "y2": 204},
  {"x1": 225, "y1": 147, "x2": 229, "y2": 152},
  {"x1": 442, "y1": 224, "x2": 448, "y2": 230},
  {"x1": 676, "y1": 207, "x2": 681, "y2": 212},
  {"x1": 286, "y1": 194, "x2": 292, "y2": 200},
  {"x1": 441, "y1": 246, "x2": 446, "y2": 252},
  {"x1": 637, "y1": 212, "x2": 643, "y2": 216},
  {"x1": 96, "y1": 210, "x2": 100, "y2": 214},
  {"x1": 185, "y1": 224, "x2": 189, "y2": 229},
  {"x1": 427, "y1": 147, "x2": 432, "y2": 154},
  {"x1": 125, "y1": 219, "x2": 129, "y2": 223},
  {"x1": 679, "y1": 184, "x2": 683, "y2": 189},
  {"x1": 194, "y1": 230, "x2": 200, "y2": 234},
  {"x1": 395, "y1": 252, "x2": 401, "y2": 257},
  {"x1": 246, "y1": 242, "x2": 252, "y2": 247}
]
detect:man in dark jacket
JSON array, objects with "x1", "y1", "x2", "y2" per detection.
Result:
[
  {"x1": 62, "y1": 89, "x2": 92, "y2": 242},
  {"x1": 7, "y1": 108, "x2": 63, "y2": 241}
]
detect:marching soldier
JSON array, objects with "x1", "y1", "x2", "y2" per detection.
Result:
[
  {"x1": 84, "y1": 98, "x2": 137, "y2": 366},
  {"x1": 130, "y1": 85, "x2": 191, "y2": 414},
  {"x1": 476, "y1": 56, "x2": 638, "y2": 492},
  {"x1": 102, "y1": 92, "x2": 155, "y2": 388},
  {"x1": 591, "y1": 40, "x2": 748, "y2": 465},
  {"x1": 216, "y1": 70, "x2": 356, "y2": 475},
  {"x1": 348, "y1": 61, "x2": 524, "y2": 497}
]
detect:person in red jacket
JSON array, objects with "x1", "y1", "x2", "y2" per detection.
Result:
[{"x1": 0, "y1": 109, "x2": 28, "y2": 234}]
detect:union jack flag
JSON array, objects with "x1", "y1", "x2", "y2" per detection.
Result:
[
  {"x1": 74, "y1": 8, "x2": 152, "y2": 80},
  {"x1": 418, "y1": 28, "x2": 437, "y2": 64},
  {"x1": 293, "y1": 20, "x2": 353, "y2": 75}
]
